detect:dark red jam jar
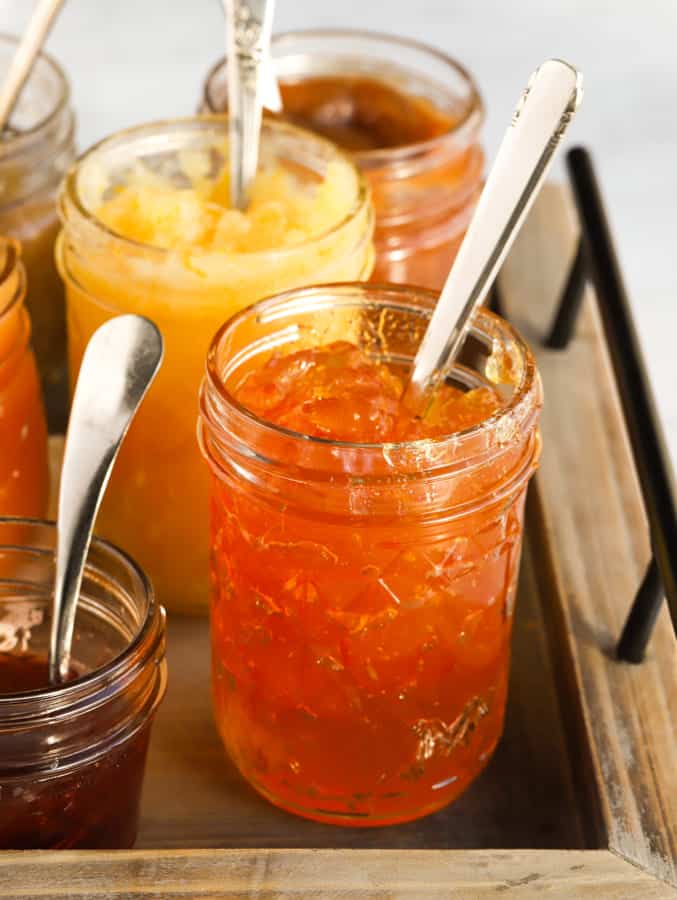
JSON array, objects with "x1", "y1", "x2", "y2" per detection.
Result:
[{"x1": 0, "y1": 518, "x2": 166, "y2": 849}]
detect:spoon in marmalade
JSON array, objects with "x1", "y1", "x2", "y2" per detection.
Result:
[{"x1": 402, "y1": 59, "x2": 583, "y2": 415}]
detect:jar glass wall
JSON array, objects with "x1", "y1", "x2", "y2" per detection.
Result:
[
  {"x1": 0, "y1": 238, "x2": 48, "y2": 517},
  {"x1": 199, "y1": 284, "x2": 542, "y2": 826},
  {"x1": 0, "y1": 35, "x2": 76, "y2": 431},
  {"x1": 202, "y1": 30, "x2": 484, "y2": 290},
  {"x1": 0, "y1": 519, "x2": 166, "y2": 849},
  {"x1": 58, "y1": 117, "x2": 374, "y2": 613}
]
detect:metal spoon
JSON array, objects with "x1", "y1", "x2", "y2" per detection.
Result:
[
  {"x1": 402, "y1": 59, "x2": 583, "y2": 415},
  {"x1": 224, "y1": 0, "x2": 276, "y2": 209},
  {"x1": 49, "y1": 316, "x2": 163, "y2": 684},
  {"x1": 219, "y1": 1, "x2": 282, "y2": 114},
  {"x1": 0, "y1": 0, "x2": 66, "y2": 133}
]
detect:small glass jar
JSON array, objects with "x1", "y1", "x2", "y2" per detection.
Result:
[
  {"x1": 0, "y1": 35, "x2": 76, "y2": 431},
  {"x1": 57, "y1": 117, "x2": 373, "y2": 614},
  {"x1": 0, "y1": 238, "x2": 48, "y2": 518},
  {"x1": 202, "y1": 30, "x2": 484, "y2": 290},
  {"x1": 199, "y1": 283, "x2": 541, "y2": 827},
  {"x1": 0, "y1": 519, "x2": 166, "y2": 849}
]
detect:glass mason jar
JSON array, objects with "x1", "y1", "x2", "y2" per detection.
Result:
[
  {"x1": 0, "y1": 519, "x2": 166, "y2": 849},
  {"x1": 198, "y1": 283, "x2": 542, "y2": 826},
  {"x1": 202, "y1": 30, "x2": 484, "y2": 290},
  {"x1": 0, "y1": 35, "x2": 76, "y2": 432},
  {"x1": 57, "y1": 117, "x2": 373, "y2": 614},
  {"x1": 0, "y1": 238, "x2": 48, "y2": 518}
]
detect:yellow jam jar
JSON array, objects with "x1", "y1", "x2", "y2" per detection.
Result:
[{"x1": 57, "y1": 117, "x2": 374, "y2": 613}]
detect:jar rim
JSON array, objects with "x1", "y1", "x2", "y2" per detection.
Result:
[
  {"x1": 58, "y1": 115, "x2": 371, "y2": 261},
  {"x1": 203, "y1": 28, "x2": 485, "y2": 166},
  {"x1": 0, "y1": 237, "x2": 24, "y2": 320},
  {"x1": 0, "y1": 32, "x2": 71, "y2": 160},
  {"x1": 204, "y1": 282, "x2": 539, "y2": 456},
  {"x1": 0, "y1": 238, "x2": 29, "y2": 373},
  {"x1": 0, "y1": 517, "x2": 160, "y2": 707}
]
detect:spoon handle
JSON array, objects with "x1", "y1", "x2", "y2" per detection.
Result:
[
  {"x1": 0, "y1": 0, "x2": 66, "y2": 131},
  {"x1": 403, "y1": 59, "x2": 582, "y2": 414},
  {"x1": 225, "y1": 0, "x2": 275, "y2": 209},
  {"x1": 49, "y1": 316, "x2": 163, "y2": 684}
]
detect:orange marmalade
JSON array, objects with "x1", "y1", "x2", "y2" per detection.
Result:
[
  {"x1": 0, "y1": 239, "x2": 48, "y2": 518},
  {"x1": 199, "y1": 284, "x2": 541, "y2": 826}
]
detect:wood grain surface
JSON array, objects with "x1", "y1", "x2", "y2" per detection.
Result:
[
  {"x1": 10, "y1": 183, "x2": 673, "y2": 895},
  {"x1": 499, "y1": 182, "x2": 677, "y2": 886},
  {"x1": 1, "y1": 849, "x2": 674, "y2": 899},
  {"x1": 135, "y1": 528, "x2": 593, "y2": 851}
]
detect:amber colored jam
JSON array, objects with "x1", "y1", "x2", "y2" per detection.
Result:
[
  {"x1": 277, "y1": 76, "x2": 458, "y2": 152},
  {"x1": 209, "y1": 342, "x2": 526, "y2": 826},
  {"x1": 0, "y1": 652, "x2": 151, "y2": 850},
  {"x1": 270, "y1": 75, "x2": 481, "y2": 290}
]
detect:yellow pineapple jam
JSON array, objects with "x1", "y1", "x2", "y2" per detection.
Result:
[
  {"x1": 58, "y1": 118, "x2": 374, "y2": 613},
  {"x1": 96, "y1": 157, "x2": 357, "y2": 253}
]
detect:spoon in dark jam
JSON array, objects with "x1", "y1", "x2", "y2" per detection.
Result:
[
  {"x1": 402, "y1": 58, "x2": 583, "y2": 416},
  {"x1": 48, "y1": 315, "x2": 163, "y2": 684}
]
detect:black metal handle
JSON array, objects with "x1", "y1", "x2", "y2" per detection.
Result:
[{"x1": 545, "y1": 147, "x2": 677, "y2": 662}]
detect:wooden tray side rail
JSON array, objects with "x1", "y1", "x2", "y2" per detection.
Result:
[
  {"x1": 499, "y1": 179, "x2": 676, "y2": 886},
  {"x1": 1, "y1": 849, "x2": 674, "y2": 899},
  {"x1": 544, "y1": 147, "x2": 677, "y2": 660}
]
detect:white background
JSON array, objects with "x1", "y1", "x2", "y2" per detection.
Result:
[{"x1": 2, "y1": 0, "x2": 676, "y2": 466}]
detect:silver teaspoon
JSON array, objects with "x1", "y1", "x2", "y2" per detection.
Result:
[
  {"x1": 225, "y1": 0, "x2": 276, "y2": 209},
  {"x1": 402, "y1": 59, "x2": 583, "y2": 415},
  {"x1": 49, "y1": 315, "x2": 163, "y2": 684}
]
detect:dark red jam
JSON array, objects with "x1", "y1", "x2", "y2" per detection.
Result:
[
  {"x1": 0, "y1": 652, "x2": 151, "y2": 850},
  {"x1": 0, "y1": 652, "x2": 79, "y2": 693}
]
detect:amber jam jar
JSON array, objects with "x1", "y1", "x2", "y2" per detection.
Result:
[
  {"x1": 0, "y1": 238, "x2": 48, "y2": 518},
  {"x1": 198, "y1": 283, "x2": 542, "y2": 826},
  {"x1": 0, "y1": 35, "x2": 76, "y2": 431},
  {"x1": 0, "y1": 519, "x2": 166, "y2": 849},
  {"x1": 203, "y1": 30, "x2": 484, "y2": 290}
]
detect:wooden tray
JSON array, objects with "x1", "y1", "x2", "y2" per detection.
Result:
[{"x1": 2, "y1": 184, "x2": 675, "y2": 898}]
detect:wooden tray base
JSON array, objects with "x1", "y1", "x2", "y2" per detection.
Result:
[{"x1": 3, "y1": 184, "x2": 675, "y2": 897}]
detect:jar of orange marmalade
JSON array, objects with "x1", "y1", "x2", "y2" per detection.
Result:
[
  {"x1": 0, "y1": 238, "x2": 48, "y2": 518},
  {"x1": 203, "y1": 30, "x2": 484, "y2": 290},
  {"x1": 199, "y1": 283, "x2": 541, "y2": 826}
]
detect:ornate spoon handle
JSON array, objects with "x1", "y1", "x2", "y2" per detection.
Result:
[
  {"x1": 225, "y1": 0, "x2": 276, "y2": 209},
  {"x1": 403, "y1": 59, "x2": 583, "y2": 414}
]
